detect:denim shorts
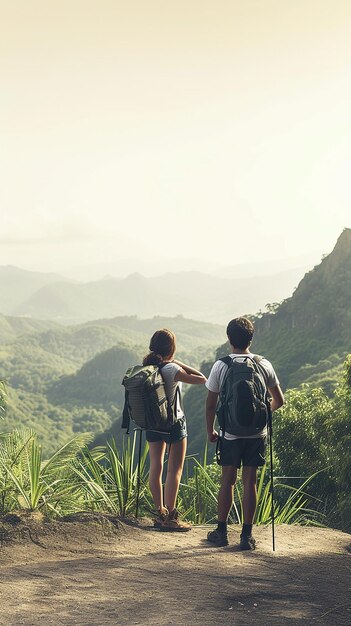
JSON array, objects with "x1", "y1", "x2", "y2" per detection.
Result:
[
  {"x1": 146, "y1": 417, "x2": 187, "y2": 444},
  {"x1": 217, "y1": 437, "x2": 266, "y2": 468}
]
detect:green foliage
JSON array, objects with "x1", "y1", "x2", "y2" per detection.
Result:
[
  {"x1": 178, "y1": 452, "x2": 323, "y2": 526},
  {"x1": 325, "y1": 356, "x2": 351, "y2": 529},
  {"x1": 0, "y1": 429, "x2": 325, "y2": 529},
  {"x1": 288, "y1": 353, "x2": 346, "y2": 395},
  {"x1": 48, "y1": 345, "x2": 140, "y2": 406},
  {"x1": 273, "y1": 386, "x2": 332, "y2": 478},
  {"x1": 0, "y1": 314, "x2": 221, "y2": 456},
  {"x1": 271, "y1": 358, "x2": 351, "y2": 531},
  {"x1": 73, "y1": 432, "x2": 150, "y2": 516},
  {"x1": 253, "y1": 466, "x2": 324, "y2": 526},
  {"x1": 179, "y1": 447, "x2": 222, "y2": 524},
  {"x1": 0, "y1": 429, "x2": 92, "y2": 515},
  {"x1": 2, "y1": 339, "x2": 77, "y2": 393}
]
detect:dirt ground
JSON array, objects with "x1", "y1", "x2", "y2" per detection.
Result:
[{"x1": 0, "y1": 512, "x2": 350, "y2": 626}]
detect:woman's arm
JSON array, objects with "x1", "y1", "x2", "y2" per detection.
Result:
[
  {"x1": 172, "y1": 359, "x2": 205, "y2": 376},
  {"x1": 173, "y1": 360, "x2": 207, "y2": 385}
]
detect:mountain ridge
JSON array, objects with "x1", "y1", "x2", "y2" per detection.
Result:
[
  {"x1": 8, "y1": 266, "x2": 308, "y2": 324},
  {"x1": 245, "y1": 228, "x2": 351, "y2": 386}
]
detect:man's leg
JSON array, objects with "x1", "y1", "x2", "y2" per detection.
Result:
[
  {"x1": 207, "y1": 465, "x2": 237, "y2": 546},
  {"x1": 242, "y1": 465, "x2": 258, "y2": 524},
  {"x1": 240, "y1": 465, "x2": 258, "y2": 550},
  {"x1": 218, "y1": 465, "x2": 238, "y2": 521}
]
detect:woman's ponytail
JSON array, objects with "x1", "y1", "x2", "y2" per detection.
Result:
[{"x1": 143, "y1": 351, "x2": 164, "y2": 366}]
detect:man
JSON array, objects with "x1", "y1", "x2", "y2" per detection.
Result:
[{"x1": 205, "y1": 317, "x2": 284, "y2": 550}]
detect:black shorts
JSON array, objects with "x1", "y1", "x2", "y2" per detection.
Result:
[{"x1": 217, "y1": 437, "x2": 266, "y2": 468}]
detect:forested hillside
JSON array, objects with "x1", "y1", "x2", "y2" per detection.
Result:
[
  {"x1": 0, "y1": 315, "x2": 223, "y2": 454},
  {"x1": 252, "y1": 228, "x2": 351, "y2": 387},
  {"x1": 203, "y1": 228, "x2": 351, "y2": 390}
]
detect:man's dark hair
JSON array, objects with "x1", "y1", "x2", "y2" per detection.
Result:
[{"x1": 226, "y1": 317, "x2": 254, "y2": 349}]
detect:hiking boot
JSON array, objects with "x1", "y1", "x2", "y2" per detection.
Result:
[
  {"x1": 239, "y1": 533, "x2": 256, "y2": 550},
  {"x1": 153, "y1": 507, "x2": 168, "y2": 529},
  {"x1": 207, "y1": 528, "x2": 229, "y2": 547},
  {"x1": 159, "y1": 508, "x2": 192, "y2": 532}
]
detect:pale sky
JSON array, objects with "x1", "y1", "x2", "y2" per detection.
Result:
[{"x1": 1, "y1": 0, "x2": 350, "y2": 274}]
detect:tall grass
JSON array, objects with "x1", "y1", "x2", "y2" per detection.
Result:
[
  {"x1": 178, "y1": 446, "x2": 325, "y2": 526},
  {"x1": 0, "y1": 429, "x2": 92, "y2": 515},
  {"x1": 0, "y1": 431, "x2": 325, "y2": 526},
  {"x1": 73, "y1": 433, "x2": 150, "y2": 516}
]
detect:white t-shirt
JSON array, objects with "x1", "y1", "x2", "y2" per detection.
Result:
[
  {"x1": 160, "y1": 362, "x2": 184, "y2": 419},
  {"x1": 206, "y1": 353, "x2": 280, "y2": 440}
]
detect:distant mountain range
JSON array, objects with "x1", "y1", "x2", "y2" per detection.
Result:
[
  {"x1": 60, "y1": 254, "x2": 318, "y2": 282},
  {"x1": 0, "y1": 229, "x2": 350, "y2": 457},
  {"x1": 0, "y1": 265, "x2": 65, "y2": 314},
  {"x1": 1, "y1": 263, "x2": 310, "y2": 324}
]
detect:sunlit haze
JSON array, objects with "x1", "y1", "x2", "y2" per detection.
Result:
[{"x1": 1, "y1": 0, "x2": 350, "y2": 277}]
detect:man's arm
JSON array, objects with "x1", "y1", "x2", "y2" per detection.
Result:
[
  {"x1": 269, "y1": 384, "x2": 285, "y2": 412},
  {"x1": 206, "y1": 390, "x2": 219, "y2": 442}
]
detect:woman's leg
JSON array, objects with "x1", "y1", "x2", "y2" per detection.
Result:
[
  {"x1": 148, "y1": 440, "x2": 167, "y2": 511},
  {"x1": 164, "y1": 438, "x2": 187, "y2": 512}
]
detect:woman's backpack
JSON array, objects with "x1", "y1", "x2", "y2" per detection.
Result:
[{"x1": 122, "y1": 364, "x2": 180, "y2": 432}]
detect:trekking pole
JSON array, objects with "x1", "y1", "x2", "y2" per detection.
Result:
[
  {"x1": 135, "y1": 428, "x2": 143, "y2": 519},
  {"x1": 268, "y1": 402, "x2": 276, "y2": 551}
]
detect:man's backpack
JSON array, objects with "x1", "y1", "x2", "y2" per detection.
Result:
[
  {"x1": 121, "y1": 364, "x2": 180, "y2": 432},
  {"x1": 216, "y1": 355, "x2": 269, "y2": 437}
]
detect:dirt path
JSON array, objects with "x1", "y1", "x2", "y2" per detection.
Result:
[{"x1": 0, "y1": 514, "x2": 350, "y2": 626}]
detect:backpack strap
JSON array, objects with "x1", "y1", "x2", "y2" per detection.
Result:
[
  {"x1": 217, "y1": 357, "x2": 234, "y2": 444},
  {"x1": 219, "y1": 356, "x2": 233, "y2": 367},
  {"x1": 220, "y1": 355, "x2": 264, "y2": 366},
  {"x1": 247, "y1": 354, "x2": 263, "y2": 373},
  {"x1": 121, "y1": 389, "x2": 131, "y2": 434},
  {"x1": 173, "y1": 384, "x2": 183, "y2": 415}
]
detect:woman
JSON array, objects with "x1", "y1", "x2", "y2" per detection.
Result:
[{"x1": 143, "y1": 328, "x2": 207, "y2": 531}]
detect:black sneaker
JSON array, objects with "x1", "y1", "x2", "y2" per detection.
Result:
[
  {"x1": 207, "y1": 528, "x2": 229, "y2": 547},
  {"x1": 239, "y1": 533, "x2": 256, "y2": 550}
]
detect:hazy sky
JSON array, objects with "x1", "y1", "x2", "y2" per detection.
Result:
[{"x1": 1, "y1": 0, "x2": 350, "y2": 274}]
